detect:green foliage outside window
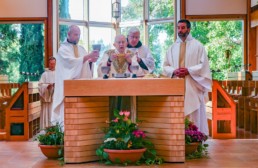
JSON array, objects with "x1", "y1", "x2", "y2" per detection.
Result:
[
  {"x1": 0, "y1": 24, "x2": 44, "y2": 83},
  {"x1": 191, "y1": 21, "x2": 243, "y2": 80}
]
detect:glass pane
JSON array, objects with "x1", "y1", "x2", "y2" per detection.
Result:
[
  {"x1": 149, "y1": 0, "x2": 174, "y2": 19},
  {"x1": 89, "y1": 27, "x2": 115, "y2": 78},
  {"x1": 191, "y1": 21, "x2": 243, "y2": 80},
  {"x1": 121, "y1": 0, "x2": 143, "y2": 22},
  {"x1": 0, "y1": 23, "x2": 45, "y2": 83},
  {"x1": 89, "y1": 0, "x2": 112, "y2": 22},
  {"x1": 59, "y1": 24, "x2": 69, "y2": 43},
  {"x1": 121, "y1": 25, "x2": 144, "y2": 42},
  {"x1": 59, "y1": 0, "x2": 84, "y2": 20},
  {"x1": 148, "y1": 23, "x2": 174, "y2": 73}
]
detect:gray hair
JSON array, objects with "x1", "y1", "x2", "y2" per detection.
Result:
[{"x1": 127, "y1": 27, "x2": 140, "y2": 36}]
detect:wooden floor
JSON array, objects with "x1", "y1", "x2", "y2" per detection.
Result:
[{"x1": 1, "y1": 129, "x2": 258, "y2": 168}]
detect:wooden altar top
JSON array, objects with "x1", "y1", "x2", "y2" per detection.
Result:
[{"x1": 64, "y1": 78, "x2": 185, "y2": 96}]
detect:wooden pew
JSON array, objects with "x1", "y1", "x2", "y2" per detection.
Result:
[
  {"x1": 0, "y1": 83, "x2": 20, "y2": 129},
  {"x1": 206, "y1": 80, "x2": 236, "y2": 138},
  {"x1": 250, "y1": 96, "x2": 258, "y2": 134},
  {"x1": 240, "y1": 81, "x2": 256, "y2": 131},
  {"x1": 3, "y1": 82, "x2": 41, "y2": 141},
  {"x1": 249, "y1": 81, "x2": 258, "y2": 134}
]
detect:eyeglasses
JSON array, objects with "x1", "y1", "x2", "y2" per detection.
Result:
[{"x1": 128, "y1": 36, "x2": 140, "y2": 39}]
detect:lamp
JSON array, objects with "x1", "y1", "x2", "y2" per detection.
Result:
[{"x1": 112, "y1": 0, "x2": 120, "y2": 21}]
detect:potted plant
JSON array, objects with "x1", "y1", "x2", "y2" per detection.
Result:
[
  {"x1": 185, "y1": 118, "x2": 209, "y2": 158},
  {"x1": 35, "y1": 122, "x2": 64, "y2": 159},
  {"x1": 96, "y1": 109, "x2": 163, "y2": 165}
]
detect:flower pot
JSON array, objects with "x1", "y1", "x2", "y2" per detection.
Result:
[
  {"x1": 185, "y1": 142, "x2": 200, "y2": 155},
  {"x1": 38, "y1": 144, "x2": 63, "y2": 159},
  {"x1": 104, "y1": 148, "x2": 146, "y2": 163}
]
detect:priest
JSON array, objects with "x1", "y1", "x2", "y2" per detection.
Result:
[
  {"x1": 51, "y1": 25, "x2": 99, "y2": 126},
  {"x1": 163, "y1": 19, "x2": 212, "y2": 135},
  {"x1": 127, "y1": 27, "x2": 155, "y2": 76},
  {"x1": 97, "y1": 34, "x2": 135, "y2": 77},
  {"x1": 38, "y1": 57, "x2": 56, "y2": 129}
]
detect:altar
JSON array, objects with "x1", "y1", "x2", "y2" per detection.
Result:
[{"x1": 63, "y1": 78, "x2": 185, "y2": 163}]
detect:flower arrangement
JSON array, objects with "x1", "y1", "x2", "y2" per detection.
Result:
[
  {"x1": 185, "y1": 118, "x2": 207, "y2": 144},
  {"x1": 36, "y1": 122, "x2": 64, "y2": 145},
  {"x1": 96, "y1": 109, "x2": 163, "y2": 165},
  {"x1": 35, "y1": 122, "x2": 64, "y2": 161},
  {"x1": 185, "y1": 118, "x2": 209, "y2": 158}
]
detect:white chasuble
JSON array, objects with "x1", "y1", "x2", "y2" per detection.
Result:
[
  {"x1": 51, "y1": 41, "x2": 93, "y2": 126},
  {"x1": 128, "y1": 45, "x2": 155, "y2": 75},
  {"x1": 163, "y1": 34, "x2": 212, "y2": 135}
]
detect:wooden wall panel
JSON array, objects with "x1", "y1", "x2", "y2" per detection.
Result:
[
  {"x1": 137, "y1": 96, "x2": 185, "y2": 162},
  {"x1": 64, "y1": 96, "x2": 109, "y2": 163}
]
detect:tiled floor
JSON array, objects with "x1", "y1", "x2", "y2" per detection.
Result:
[{"x1": 1, "y1": 136, "x2": 258, "y2": 168}]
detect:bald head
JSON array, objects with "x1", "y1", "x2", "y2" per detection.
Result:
[
  {"x1": 114, "y1": 34, "x2": 126, "y2": 43},
  {"x1": 67, "y1": 25, "x2": 80, "y2": 45},
  {"x1": 113, "y1": 34, "x2": 127, "y2": 53}
]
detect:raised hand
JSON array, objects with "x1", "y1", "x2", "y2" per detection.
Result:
[
  {"x1": 84, "y1": 50, "x2": 99, "y2": 63},
  {"x1": 124, "y1": 53, "x2": 132, "y2": 64}
]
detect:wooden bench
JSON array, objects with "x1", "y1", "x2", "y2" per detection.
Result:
[
  {"x1": 250, "y1": 96, "x2": 258, "y2": 134},
  {"x1": 3, "y1": 82, "x2": 41, "y2": 141},
  {"x1": 206, "y1": 80, "x2": 236, "y2": 139},
  {"x1": 0, "y1": 83, "x2": 20, "y2": 129}
]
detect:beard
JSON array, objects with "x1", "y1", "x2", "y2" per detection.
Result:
[{"x1": 178, "y1": 32, "x2": 189, "y2": 38}]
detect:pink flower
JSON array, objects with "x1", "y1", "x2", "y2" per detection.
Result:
[
  {"x1": 112, "y1": 118, "x2": 118, "y2": 122},
  {"x1": 132, "y1": 130, "x2": 146, "y2": 138},
  {"x1": 124, "y1": 111, "x2": 130, "y2": 117}
]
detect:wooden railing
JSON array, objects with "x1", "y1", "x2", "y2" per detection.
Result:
[
  {"x1": 1, "y1": 82, "x2": 41, "y2": 141},
  {"x1": 0, "y1": 83, "x2": 20, "y2": 130},
  {"x1": 207, "y1": 80, "x2": 236, "y2": 139}
]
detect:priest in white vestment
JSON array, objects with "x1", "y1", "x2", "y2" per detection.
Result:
[
  {"x1": 51, "y1": 25, "x2": 99, "y2": 126},
  {"x1": 163, "y1": 19, "x2": 212, "y2": 135},
  {"x1": 97, "y1": 35, "x2": 137, "y2": 77},
  {"x1": 38, "y1": 57, "x2": 56, "y2": 129},
  {"x1": 126, "y1": 27, "x2": 155, "y2": 76}
]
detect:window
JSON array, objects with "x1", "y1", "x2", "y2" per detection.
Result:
[
  {"x1": 89, "y1": 0, "x2": 112, "y2": 22},
  {"x1": 0, "y1": 23, "x2": 45, "y2": 83},
  {"x1": 191, "y1": 20, "x2": 243, "y2": 80},
  {"x1": 58, "y1": 0, "x2": 113, "y2": 53},
  {"x1": 120, "y1": 0, "x2": 175, "y2": 73}
]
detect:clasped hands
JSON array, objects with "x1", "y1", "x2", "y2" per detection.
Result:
[
  {"x1": 47, "y1": 83, "x2": 54, "y2": 90},
  {"x1": 173, "y1": 68, "x2": 189, "y2": 78}
]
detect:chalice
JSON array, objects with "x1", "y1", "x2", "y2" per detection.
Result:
[
  {"x1": 130, "y1": 65, "x2": 139, "y2": 78},
  {"x1": 101, "y1": 66, "x2": 110, "y2": 79}
]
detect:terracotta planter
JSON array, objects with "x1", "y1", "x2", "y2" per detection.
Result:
[
  {"x1": 104, "y1": 148, "x2": 146, "y2": 163},
  {"x1": 185, "y1": 142, "x2": 200, "y2": 155},
  {"x1": 38, "y1": 144, "x2": 63, "y2": 159}
]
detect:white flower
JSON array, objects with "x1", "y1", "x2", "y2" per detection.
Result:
[{"x1": 104, "y1": 138, "x2": 117, "y2": 143}]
